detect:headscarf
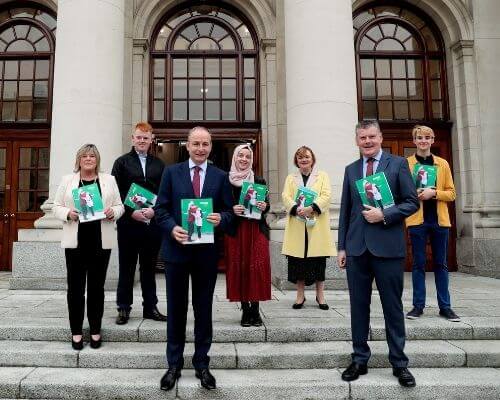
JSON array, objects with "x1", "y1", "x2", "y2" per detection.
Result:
[{"x1": 229, "y1": 144, "x2": 254, "y2": 187}]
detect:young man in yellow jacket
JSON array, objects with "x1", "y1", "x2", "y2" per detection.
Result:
[{"x1": 405, "y1": 125, "x2": 460, "y2": 322}]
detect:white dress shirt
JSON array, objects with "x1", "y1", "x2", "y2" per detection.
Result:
[
  {"x1": 189, "y1": 159, "x2": 208, "y2": 195},
  {"x1": 363, "y1": 149, "x2": 383, "y2": 178}
]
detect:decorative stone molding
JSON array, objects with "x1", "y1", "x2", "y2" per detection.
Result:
[
  {"x1": 132, "y1": 37, "x2": 148, "y2": 54},
  {"x1": 451, "y1": 39, "x2": 474, "y2": 60}
]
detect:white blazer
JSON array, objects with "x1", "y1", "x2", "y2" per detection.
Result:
[{"x1": 53, "y1": 172, "x2": 125, "y2": 249}]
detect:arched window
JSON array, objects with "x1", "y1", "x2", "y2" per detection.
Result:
[
  {"x1": 0, "y1": 4, "x2": 55, "y2": 123},
  {"x1": 150, "y1": 4, "x2": 258, "y2": 124},
  {"x1": 354, "y1": 4, "x2": 447, "y2": 121}
]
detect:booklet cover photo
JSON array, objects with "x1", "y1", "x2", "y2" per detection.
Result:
[
  {"x1": 294, "y1": 187, "x2": 318, "y2": 222},
  {"x1": 72, "y1": 183, "x2": 105, "y2": 223},
  {"x1": 412, "y1": 163, "x2": 437, "y2": 190},
  {"x1": 355, "y1": 172, "x2": 395, "y2": 210},
  {"x1": 238, "y1": 181, "x2": 268, "y2": 220},
  {"x1": 124, "y1": 183, "x2": 157, "y2": 210},
  {"x1": 181, "y1": 198, "x2": 214, "y2": 244}
]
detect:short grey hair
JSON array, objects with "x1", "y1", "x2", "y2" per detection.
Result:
[
  {"x1": 74, "y1": 144, "x2": 101, "y2": 173},
  {"x1": 355, "y1": 120, "x2": 381, "y2": 136},
  {"x1": 187, "y1": 126, "x2": 211, "y2": 142}
]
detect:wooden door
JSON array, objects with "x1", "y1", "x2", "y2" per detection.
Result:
[{"x1": 0, "y1": 140, "x2": 49, "y2": 270}]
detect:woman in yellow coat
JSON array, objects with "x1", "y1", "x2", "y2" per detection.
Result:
[{"x1": 282, "y1": 146, "x2": 336, "y2": 310}]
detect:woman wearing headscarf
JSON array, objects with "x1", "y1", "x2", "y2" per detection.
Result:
[{"x1": 224, "y1": 145, "x2": 271, "y2": 327}]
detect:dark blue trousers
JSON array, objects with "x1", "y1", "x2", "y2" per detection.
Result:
[
  {"x1": 408, "y1": 222, "x2": 451, "y2": 310},
  {"x1": 346, "y1": 251, "x2": 408, "y2": 368},
  {"x1": 164, "y1": 251, "x2": 218, "y2": 370}
]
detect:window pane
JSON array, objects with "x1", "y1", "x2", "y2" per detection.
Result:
[
  {"x1": 222, "y1": 79, "x2": 236, "y2": 98},
  {"x1": 173, "y1": 79, "x2": 187, "y2": 98},
  {"x1": 0, "y1": 27, "x2": 15, "y2": 42},
  {"x1": 217, "y1": 12, "x2": 241, "y2": 28},
  {"x1": 8, "y1": 39, "x2": 33, "y2": 52},
  {"x1": 173, "y1": 36, "x2": 189, "y2": 50},
  {"x1": 17, "y1": 102, "x2": 32, "y2": 121},
  {"x1": 0, "y1": 148, "x2": 6, "y2": 167},
  {"x1": 393, "y1": 81, "x2": 407, "y2": 99},
  {"x1": 401, "y1": 10, "x2": 425, "y2": 29},
  {"x1": 222, "y1": 100, "x2": 236, "y2": 120},
  {"x1": 395, "y1": 26, "x2": 411, "y2": 42},
  {"x1": 245, "y1": 100, "x2": 255, "y2": 120},
  {"x1": 205, "y1": 59, "x2": 219, "y2": 77},
  {"x1": 366, "y1": 26, "x2": 382, "y2": 41},
  {"x1": 34, "y1": 37, "x2": 49, "y2": 51},
  {"x1": 189, "y1": 101, "x2": 203, "y2": 120},
  {"x1": 2, "y1": 101, "x2": 15, "y2": 120},
  {"x1": 362, "y1": 80, "x2": 376, "y2": 98},
  {"x1": 38, "y1": 148, "x2": 49, "y2": 168},
  {"x1": 205, "y1": 101, "x2": 220, "y2": 120},
  {"x1": 381, "y1": 23, "x2": 397, "y2": 37},
  {"x1": 34, "y1": 81, "x2": 48, "y2": 98},
  {"x1": 38, "y1": 169, "x2": 49, "y2": 190},
  {"x1": 391, "y1": 60, "x2": 406, "y2": 78},
  {"x1": 237, "y1": 25, "x2": 254, "y2": 49},
  {"x1": 431, "y1": 80, "x2": 441, "y2": 99},
  {"x1": 421, "y1": 27, "x2": 438, "y2": 51},
  {"x1": 429, "y1": 60, "x2": 441, "y2": 79},
  {"x1": 432, "y1": 101, "x2": 443, "y2": 119},
  {"x1": 154, "y1": 59, "x2": 165, "y2": 78},
  {"x1": 19, "y1": 170, "x2": 36, "y2": 189},
  {"x1": 360, "y1": 59, "x2": 374, "y2": 78},
  {"x1": 205, "y1": 79, "x2": 219, "y2": 99},
  {"x1": 153, "y1": 79, "x2": 164, "y2": 99},
  {"x1": 219, "y1": 36, "x2": 235, "y2": 50},
  {"x1": 153, "y1": 100, "x2": 164, "y2": 120},
  {"x1": 4, "y1": 61, "x2": 18, "y2": 79},
  {"x1": 180, "y1": 25, "x2": 197, "y2": 41},
  {"x1": 404, "y1": 36, "x2": 421, "y2": 51},
  {"x1": 353, "y1": 11, "x2": 375, "y2": 30},
  {"x1": 244, "y1": 58, "x2": 255, "y2": 78},
  {"x1": 18, "y1": 192, "x2": 34, "y2": 212},
  {"x1": 374, "y1": 6, "x2": 401, "y2": 17},
  {"x1": 32, "y1": 100, "x2": 47, "y2": 120},
  {"x1": 363, "y1": 100, "x2": 377, "y2": 119},
  {"x1": 394, "y1": 101, "x2": 408, "y2": 119},
  {"x1": 19, "y1": 81, "x2": 33, "y2": 98},
  {"x1": 36, "y1": 191, "x2": 48, "y2": 208},
  {"x1": 20, "y1": 60, "x2": 34, "y2": 79},
  {"x1": 360, "y1": 36, "x2": 375, "y2": 51},
  {"x1": 410, "y1": 101, "x2": 424, "y2": 119},
  {"x1": 189, "y1": 80, "x2": 203, "y2": 99},
  {"x1": 189, "y1": 59, "x2": 203, "y2": 77},
  {"x1": 407, "y1": 60, "x2": 422, "y2": 79},
  {"x1": 3, "y1": 81, "x2": 17, "y2": 100},
  {"x1": 221, "y1": 59, "x2": 235, "y2": 77},
  {"x1": 376, "y1": 38, "x2": 404, "y2": 51},
  {"x1": 27, "y1": 27, "x2": 43, "y2": 43},
  {"x1": 378, "y1": 101, "x2": 393, "y2": 119},
  {"x1": 244, "y1": 79, "x2": 255, "y2": 98},
  {"x1": 212, "y1": 25, "x2": 229, "y2": 41},
  {"x1": 377, "y1": 80, "x2": 391, "y2": 99},
  {"x1": 173, "y1": 59, "x2": 187, "y2": 77},
  {"x1": 19, "y1": 148, "x2": 36, "y2": 168},
  {"x1": 35, "y1": 60, "x2": 49, "y2": 79},
  {"x1": 172, "y1": 101, "x2": 187, "y2": 120},
  {"x1": 191, "y1": 37, "x2": 219, "y2": 50},
  {"x1": 408, "y1": 80, "x2": 423, "y2": 99},
  {"x1": 375, "y1": 59, "x2": 390, "y2": 78},
  {"x1": 0, "y1": 171, "x2": 4, "y2": 191},
  {"x1": 196, "y1": 22, "x2": 212, "y2": 37}
]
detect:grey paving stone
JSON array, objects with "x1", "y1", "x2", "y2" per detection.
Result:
[
  {"x1": 349, "y1": 368, "x2": 500, "y2": 399},
  {"x1": 449, "y1": 340, "x2": 500, "y2": 367},
  {"x1": 461, "y1": 317, "x2": 500, "y2": 339},
  {"x1": 265, "y1": 317, "x2": 352, "y2": 342},
  {"x1": 176, "y1": 369, "x2": 348, "y2": 399},
  {"x1": 0, "y1": 341, "x2": 77, "y2": 367},
  {"x1": 0, "y1": 317, "x2": 69, "y2": 341},
  {"x1": 100, "y1": 317, "x2": 141, "y2": 341},
  {"x1": 0, "y1": 367, "x2": 34, "y2": 398},
  {"x1": 78, "y1": 342, "x2": 236, "y2": 369},
  {"x1": 20, "y1": 367, "x2": 173, "y2": 400}
]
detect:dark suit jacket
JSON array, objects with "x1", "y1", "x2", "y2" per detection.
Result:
[
  {"x1": 111, "y1": 148, "x2": 165, "y2": 224},
  {"x1": 338, "y1": 151, "x2": 419, "y2": 258},
  {"x1": 155, "y1": 160, "x2": 234, "y2": 263}
]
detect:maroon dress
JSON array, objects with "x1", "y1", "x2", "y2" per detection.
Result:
[{"x1": 224, "y1": 179, "x2": 271, "y2": 302}]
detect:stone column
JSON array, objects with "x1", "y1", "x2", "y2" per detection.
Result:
[
  {"x1": 270, "y1": 0, "x2": 358, "y2": 289},
  {"x1": 11, "y1": 0, "x2": 126, "y2": 289}
]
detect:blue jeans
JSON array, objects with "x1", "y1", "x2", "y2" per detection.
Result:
[{"x1": 408, "y1": 222, "x2": 451, "y2": 310}]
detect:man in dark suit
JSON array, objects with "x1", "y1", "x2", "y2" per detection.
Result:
[
  {"x1": 112, "y1": 122, "x2": 166, "y2": 325},
  {"x1": 156, "y1": 126, "x2": 234, "y2": 391},
  {"x1": 338, "y1": 120, "x2": 419, "y2": 387}
]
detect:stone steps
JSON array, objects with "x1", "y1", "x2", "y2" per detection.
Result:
[
  {"x1": 1, "y1": 367, "x2": 500, "y2": 399},
  {"x1": 1, "y1": 316, "x2": 500, "y2": 342}
]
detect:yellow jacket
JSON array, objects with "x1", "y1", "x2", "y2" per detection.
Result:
[
  {"x1": 405, "y1": 154, "x2": 455, "y2": 227},
  {"x1": 281, "y1": 169, "x2": 336, "y2": 258}
]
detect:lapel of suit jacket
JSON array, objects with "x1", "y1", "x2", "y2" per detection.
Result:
[
  {"x1": 353, "y1": 158, "x2": 364, "y2": 182},
  {"x1": 130, "y1": 148, "x2": 145, "y2": 179},
  {"x1": 201, "y1": 164, "x2": 214, "y2": 198},
  {"x1": 182, "y1": 160, "x2": 195, "y2": 198},
  {"x1": 375, "y1": 151, "x2": 391, "y2": 174}
]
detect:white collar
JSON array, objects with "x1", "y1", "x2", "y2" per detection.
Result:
[
  {"x1": 363, "y1": 149, "x2": 383, "y2": 162},
  {"x1": 189, "y1": 159, "x2": 208, "y2": 172}
]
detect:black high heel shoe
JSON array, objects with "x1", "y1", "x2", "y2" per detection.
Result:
[
  {"x1": 71, "y1": 338, "x2": 83, "y2": 350},
  {"x1": 292, "y1": 297, "x2": 306, "y2": 309},
  {"x1": 316, "y1": 296, "x2": 329, "y2": 310},
  {"x1": 90, "y1": 335, "x2": 102, "y2": 349}
]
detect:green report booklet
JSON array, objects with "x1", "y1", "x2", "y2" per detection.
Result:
[
  {"x1": 72, "y1": 183, "x2": 105, "y2": 223},
  {"x1": 181, "y1": 198, "x2": 214, "y2": 244},
  {"x1": 294, "y1": 186, "x2": 317, "y2": 222},
  {"x1": 124, "y1": 183, "x2": 157, "y2": 210},
  {"x1": 355, "y1": 172, "x2": 395, "y2": 210},
  {"x1": 412, "y1": 163, "x2": 437, "y2": 190},
  {"x1": 238, "y1": 181, "x2": 268, "y2": 220}
]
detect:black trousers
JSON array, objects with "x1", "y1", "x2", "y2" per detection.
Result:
[
  {"x1": 346, "y1": 251, "x2": 408, "y2": 368},
  {"x1": 65, "y1": 247, "x2": 111, "y2": 335},
  {"x1": 165, "y1": 251, "x2": 218, "y2": 370},
  {"x1": 116, "y1": 221, "x2": 161, "y2": 311}
]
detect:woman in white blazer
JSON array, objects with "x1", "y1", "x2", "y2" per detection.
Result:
[{"x1": 53, "y1": 144, "x2": 124, "y2": 350}]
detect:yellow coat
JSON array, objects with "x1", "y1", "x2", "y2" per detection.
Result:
[
  {"x1": 281, "y1": 169, "x2": 336, "y2": 258},
  {"x1": 405, "y1": 154, "x2": 456, "y2": 227}
]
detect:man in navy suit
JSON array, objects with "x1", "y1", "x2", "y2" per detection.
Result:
[
  {"x1": 338, "y1": 120, "x2": 419, "y2": 387},
  {"x1": 155, "y1": 126, "x2": 234, "y2": 391}
]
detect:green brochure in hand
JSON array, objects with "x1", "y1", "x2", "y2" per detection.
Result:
[
  {"x1": 412, "y1": 163, "x2": 437, "y2": 190},
  {"x1": 124, "y1": 183, "x2": 157, "y2": 210},
  {"x1": 72, "y1": 183, "x2": 105, "y2": 223},
  {"x1": 294, "y1": 187, "x2": 318, "y2": 222},
  {"x1": 355, "y1": 172, "x2": 395, "y2": 210},
  {"x1": 181, "y1": 198, "x2": 214, "y2": 244},
  {"x1": 238, "y1": 181, "x2": 268, "y2": 220}
]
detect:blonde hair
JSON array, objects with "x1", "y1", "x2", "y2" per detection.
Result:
[
  {"x1": 412, "y1": 125, "x2": 435, "y2": 139},
  {"x1": 73, "y1": 144, "x2": 101, "y2": 173}
]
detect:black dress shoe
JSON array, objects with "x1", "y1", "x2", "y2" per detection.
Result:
[
  {"x1": 195, "y1": 368, "x2": 216, "y2": 390},
  {"x1": 71, "y1": 338, "x2": 83, "y2": 350},
  {"x1": 160, "y1": 367, "x2": 181, "y2": 391},
  {"x1": 90, "y1": 336, "x2": 102, "y2": 349},
  {"x1": 341, "y1": 362, "x2": 368, "y2": 381},
  {"x1": 315, "y1": 296, "x2": 329, "y2": 310},
  {"x1": 393, "y1": 367, "x2": 416, "y2": 387},
  {"x1": 143, "y1": 307, "x2": 167, "y2": 321},
  {"x1": 292, "y1": 298, "x2": 306, "y2": 309},
  {"x1": 116, "y1": 309, "x2": 130, "y2": 325}
]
